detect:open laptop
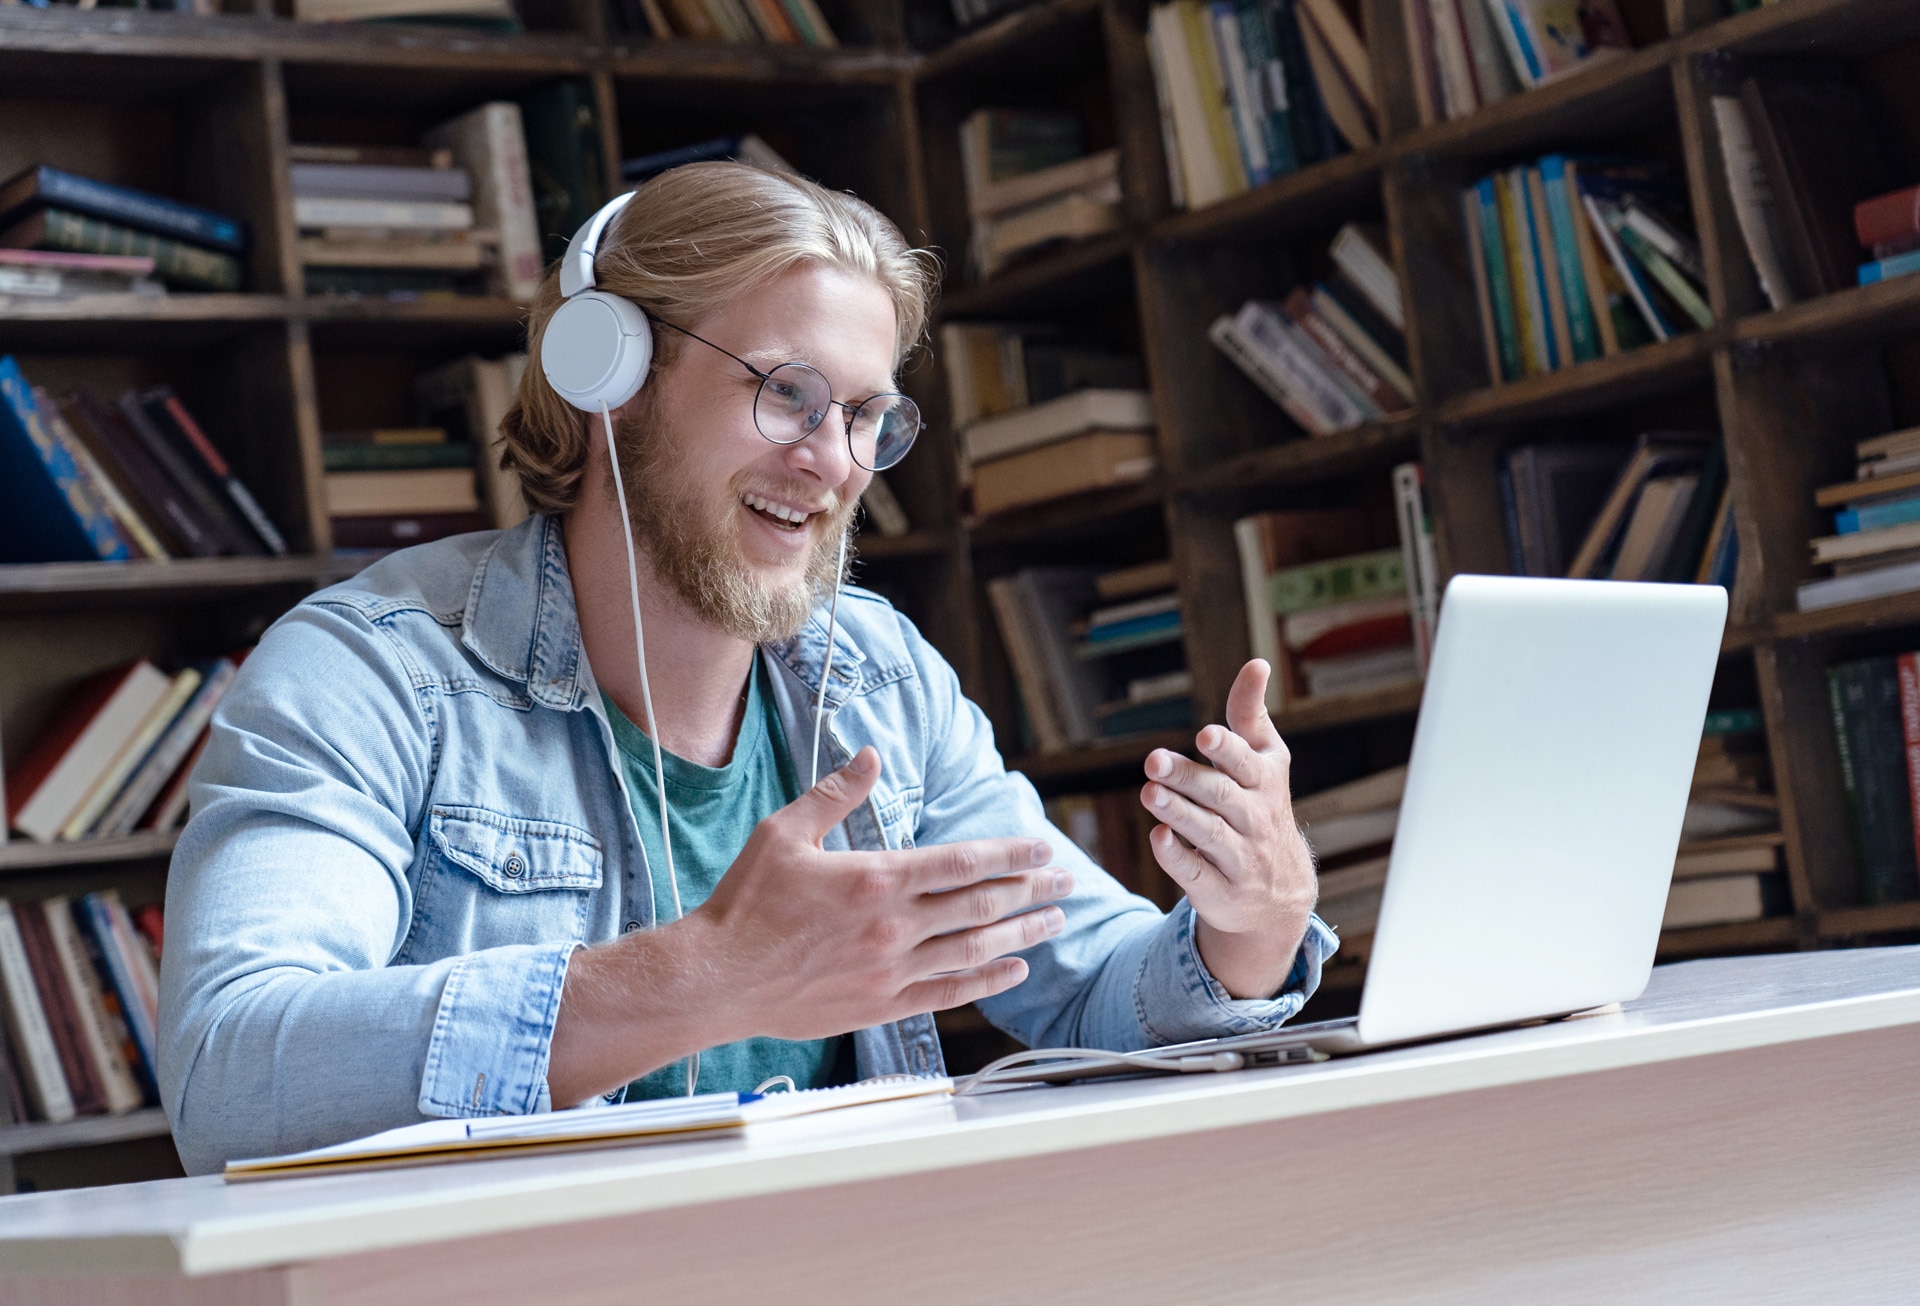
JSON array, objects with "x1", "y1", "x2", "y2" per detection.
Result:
[{"x1": 962, "y1": 574, "x2": 1729, "y2": 1090}]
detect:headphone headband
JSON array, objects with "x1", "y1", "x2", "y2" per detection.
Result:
[{"x1": 558, "y1": 190, "x2": 637, "y2": 299}]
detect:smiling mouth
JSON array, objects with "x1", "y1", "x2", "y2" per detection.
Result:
[{"x1": 742, "y1": 491, "x2": 824, "y2": 532}]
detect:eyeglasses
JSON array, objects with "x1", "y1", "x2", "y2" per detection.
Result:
[{"x1": 652, "y1": 318, "x2": 922, "y2": 472}]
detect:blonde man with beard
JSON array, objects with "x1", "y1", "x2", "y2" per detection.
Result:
[{"x1": 157, "y1": 164, "x2": 1335, "y2": 1175}]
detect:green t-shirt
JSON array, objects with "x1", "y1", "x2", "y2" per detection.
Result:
[{"x1": 601, "y1": 660, "x2": 850, "y2": 1101}]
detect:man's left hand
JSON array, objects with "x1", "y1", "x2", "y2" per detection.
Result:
[{"x1": 1140, "y1": 658, "x2": 1317, "y2": 999}]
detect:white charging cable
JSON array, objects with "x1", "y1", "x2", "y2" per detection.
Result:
[{"x1": 602, "y1": 403, "x2": 698, "y2": 1098}]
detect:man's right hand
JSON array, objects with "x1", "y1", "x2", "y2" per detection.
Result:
[
  {"x1": 694, "y1": 745, "x2": 1072, "y2": 1043},
  {"x1": 547, "y1": 746, "x2": 1071, "y2": 1104}
]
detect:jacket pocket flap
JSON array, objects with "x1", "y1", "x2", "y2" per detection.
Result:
[{"x1": 429, "y1": 806, "x2": 603, "y2": 893}]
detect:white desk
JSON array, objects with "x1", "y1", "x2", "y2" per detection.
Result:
[{"x1": 3, "y1": 947, "x2": 1919, "y2": 1305}]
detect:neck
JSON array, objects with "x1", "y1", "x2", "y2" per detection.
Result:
[{"x1": 565, "y1": 457, "x2": 756, "y2": 769}]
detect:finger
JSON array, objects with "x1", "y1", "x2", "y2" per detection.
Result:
[
  {"x1": 1193, "y1": 724, "x2": 1264, "y2": 790},
  {"x1": 921, "y1": 867, "x2": 1073, "y2": 936},
  {"x1": 1225, "y1": 660, "x2": 1284, "y2": 753},
  {"x1": 914, "y1": 904, "x2": 1066, "y2": 975},
  {"x1": 784, "y1": 746, "x2": 882, "y2": 843},
  {"x1": 1144, "y1": 749, "x2": 1255, "y2": 831},
  {"x1": 900, "y1": 835, "x2": 1054, "y2": 894},
  {"x1": 897, "y1": 956, "x2": 1030, "y2": 1014},
  {"x1": 1149, "y1": 823, "x2": 1220, "y2": 888},
  {"x1": 1142, "y1": 783, "x2": 1238, "y2": 867}
]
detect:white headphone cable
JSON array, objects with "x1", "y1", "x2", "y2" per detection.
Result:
[
  {"x1": 602, "y1": 402, "x2": 698, "y2": 1098},
  {"x1": 809, "y1": 529, "x2": 849, "y2": 790}
]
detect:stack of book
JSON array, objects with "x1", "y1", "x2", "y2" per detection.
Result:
[
  {"x1": 1042, "y1": 786, "x2": 1166, "y2": 904},
  {"x1": 412, "y1": 353, "x2": 533, "y2": 537},
  {"x1": 325, "y1": 429, "x2": 486, "y2": 551},
  {"x1": 1710, "y1": 64, "x2": 1900, "y2": 311},
  {"x1": 1296, "y1": 763, "x2": 1406, "y2": 938},
  {"x1": 1498, "y1": 433, "x2": 1733, "y2": 585},
  {"x1": 1402, "y1": 0, "x2": 1630, "y2": 126},
  {"x1": 0, "y1": 358, "x2": 287, "y2": 565},
  {"x1": 621, "y1": 134, "x2": 797, "y2": 187},
  {"x1": 1826, "y1": 652, "x2": 1920, "y2": 907},
  {"x1": 5, "y1": 655, "x2": 245, "y2": 847},
  {"x1": 1209, "y1": 224, "x2": 1412, "y2": 437},
  {"x1": 960, "y1": 389, "x2": 1157, "y2": 516},
  {"x1": 1853, "y1": 181, "x2": 1920, "y2": 286},
  {"x1": 1796, "y1": 426, "x2": 1920, "y2": 613},
  {"x1": 987, "y1": 559, "x2": 1192, "y2": 755},
  {"x1": 1463, "y1": 156, "x2": 1711, "y2": 387},
  {"x1": 1669, "y1": 707, "x2": 1785, "y2": 929},
  {"x1": 1234, "y1": 506, "x2": 1420, "y2": 713},
  {"x1": 1144, "y1": 0, "x2": 1365, "y2": 211},
  {"x1": 293, "y1": 0, "x2": 517, "y2": 25},
  {"x1": 0, "y1": 164, "x2": 244, "y2": 293},
  {"x1": 959, "y1": 110, "x2": 1121, "y2": 280},
  {"x1": 0, "y1": 249, "x2": 162, "y2": 304},
  {"x1": 0, "y1": 892, "x2": 165, "y2": 1128},
  {"x1": 601, "y1": 0, "x2": 837, "y2": 43},
  {"x1": 298, "y1": 102, "x2": 552, "y2": 302}
]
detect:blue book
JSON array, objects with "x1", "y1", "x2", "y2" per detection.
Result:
[
  {"x1": 1473, "y1": 177, "x2": 1524, "y2": 383},
  {"x1": 1098, "y1": 697, "x2": 1193, "y2": 739},
  {"x1": 1210, "y1": 2, "x2": 1269, "y2": 187},
  {"x1": 1836, "y1": 491, "x2": 1920, "y2": 535},
  {"x1": 1497, "y1": 459, "x2": 1527, "y2": 575},
  {"x1": 0, "y1": 357, "x2": 129, "y2": 563},
  {"x1": 1537, "y1": 156, "x2": 1601, "y2": 364},
  {"x1": 1084, "y1": 608, "x2": 1183, "y2": 643},
  {"x1": 0, "y1": 165, "x2": 246, "y2": 254},
  {"x1": 1515, "y1": 166, "x2": 1560, "y2": 371},
  {"x1": 1859, "y1": 249, "x2": 1920, "y2": 285},
  {"x1": 1235, "y1": 0, "x2": 1296, "y2": 177}
]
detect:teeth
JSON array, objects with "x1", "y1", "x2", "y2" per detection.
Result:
[{"x1": 744, "y1": 493, "x2": 811, "y2": 524}]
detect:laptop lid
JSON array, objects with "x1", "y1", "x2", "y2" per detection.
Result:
[{"x1": 1356, "y1": 575, "x2": 1727, "y2": 1047}]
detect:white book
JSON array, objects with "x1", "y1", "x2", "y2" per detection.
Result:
[
  {"x1": 1235, "y1": 302, "x2": 1371, "y2": 432},
  {"x1": 1392, "y1": 461, "x2": 1438, "y2": 670},
  {"x1": 60, "y1": 666, "x2": 202, "y2": 841},
  {"x1": 288, "y1": 163, "x2": 472, "y2": 203},
  {"x1": 1457, "y1": 0, "x2": 1519, "y2": 107},
  {"x1": 1312, "y1": 287, "x2": 1415, "y2": 402},
  {"x1": 12, "y1": 662, "x2": 173, "y2": 845},
  {"x1": 1709, "y1": 95, "x2": 1795, "y2": 311},
  {"x1": 1856, "y1": 425, "x2": 1920, "y2": 461},
  {"x1": 423, "y1": 103, "x2": 545, "y2": 301},
  {"x1": 1282, "y1": 593, "x2": 1411, "y2": 652},
  {"x1": 1330, "y1": 223, "x2": 1405, "y2": 330},
  {"x1": 1662, "y1": 874, "x2": 1766, "y2": 930},
  {"x1": 1150, "y1": 3, "x2": 1233, "y2": 209},
  {"x1": 1210, "y1": 314, "x2": 1330, "y2": 436},
  {"x1": 968, "y1": 150, "x2": 1120, "y2": 221},
  {"x1": 963, "y1": 389, "x2": 1154, "y2": 464},
  {"x1": 1301, "y1": 644, "x2": 1420, "y2": 698},
  {"x1": 0, "y1": 901, "x2": 75, "y2": 1123},
  {"x1": 293, "y1": 197, "x2": 475, "y2": 232},
  {"x1": 1235, "y1": 516, "x2": 1287, "y2": 715},
  {"x1": 1302, "y1": 805, "x2": 1399, "y2": 859},
  {"x1": 1810, "y1": 519, "x2": 1920, "y2": 565},
  {"x1": 1797, "y1": 557, "x2": 1920, "y2": 612},
  {"x1": 97, "y1": 658, "x2": 237, "y2": 839},
  {"x1": 1143, "y1": 16, "x2": 1189, "y2": 210},
  {"x1": 43, "y1": 896, "x2": 143, "y2": 1114},
  {"x1": 1294, "y1": 766, "x2": 1409, "y2": 825},
  {"x1": 1427, "y1": 0, "x2": 1479, "y2": 120},
  {"x1": 1212, "y1": 5, "x2": 1271, "y2": 182}
]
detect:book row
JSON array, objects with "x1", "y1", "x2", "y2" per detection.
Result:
[
  {"x1": 1401, "y1": 0, "x2": 1631, "y2": 127},
  {"x1": 0, "y1": 893, "x2": 163, "y2": 1129},
  {"x1": 0, "y1": 357, "x2": 287, "y2": 566},
  {"x1": 5, "y1": 655, "x2": 248, "y2": 847},
  {"x1": 0, "y1": 163, "x2": 246, "y2": 295},
  {"x1": 1827, "y1": 652, "x2": 1920, "y2": 909},
  {"x1": 1797, "y1": 426, "x2": 1920, "y2": 614}
]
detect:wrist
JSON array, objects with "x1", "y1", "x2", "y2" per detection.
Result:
[{"x1": 1194, "y1": 908, "x2": 1311, "y2": 1001}]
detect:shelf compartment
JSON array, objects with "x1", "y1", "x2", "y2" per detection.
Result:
[
  {"x1": 1176, "y1": 420, "x2": 1421, "y2": 496},
  {"x1": 1431, "y1": 332, "x2": 1715, "y2": 427},
  {"x1": 0, "y1": 555, "x2": 370, "y2": 613},
  {"x1": 1151, "y1": 147, "x2": 1388, "y2": 250},
  {"x1": 938, "y1": 233, "x2": 1135, "y2": 321},
  {"x1": 0, "y1": 831, "x2": 179, "y2": 875},
  {"x1": 1730, "y1": 275, "x2": 1920, "y2": 354}
]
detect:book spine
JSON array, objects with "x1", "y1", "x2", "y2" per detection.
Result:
[
  {"x1": 1898, "y1": 651, "x2": 1920, "y2": 891},
  {"x1": 1427, "y1": 0, "x2": 1478, "y2": 119},
  {"x1": 1234, "y1": 0, "x2": 1295, "y2": 175},
  {"x1": 1144, "y1": 12, "x2": 1193, "y2": 210},
  {"x1": 1183, "y1": 0, "x2": 1253, "y2": 196},
  {"x1": 1401, "y1": 0, "x2": 1442, "y2": 125},
  {"x1": 1617, "y1": 225, "x2": 1714, "y2": 330},
  {"x1": 98, "y1": 894, "x2": 161, "y2": 1064},
  {"x1": 1209, "y1": 314, "x2": 1331, "y2": 434},
  {"x1": 1471, "y1": 178, "x2": 1523, "y2": 382},
  {"x1": 1309, "y1": 287, "x2": 1416, "y2": 402},
  {"x1": 43, "y1": 896, "x2": 143, "y2": 1114},
  {"x1": 1484, "y1": 0, "x2": 1538, "y2": 86},
  {"x1": 1267, "y1": 0, "x2": 1335, "y2": 166},
  {"x1": 1525, "y1": 166, "x2": 1575, "y2": 370},
  {"x1": 38, "y1": 391, "x2": 166, "y2": 560},
  {"x1": 1513, "y1": 167, "x2": 1560, "y2": 370},
  {"x1": 159, "y1": 394, "x2": 288, "y2": 555},
  {"x1": 78, "y1": 895, "x2": 158, "y2": 1096},
  {"x1": 1285, "y1": 291, "x2": 1397, "y2": 414},
  {"x1": 38, "y1": 167, "x2": 245, "y2": 254},
  {"x1": 1582, "y1": 193, "x2": 1671, "y2": 342},
  {"x1": 119, "y1": 391, "x2": 255, "y2": 555},
  {"x1": 1855, "y1": 184, "x2": 1920, "y2": 249},
  {"x1": 67, "y1": 390, "x2": 221, "y2": 558},
  {"x1": 476, "y1": 104, "x2": 544, "y2": 301},
  {"x1": 1493, "y1": 171, "x2": 1545, "y2": 374},
  {"x1": 1858, "y1": 249, "x2": 1920, "y2": 286},
  {"x1": 1238, "y1": 303, "x2": 1369, "y2": 430},
  {"x1": 35, "y1": 209, "x2": 241, "y2": 292},
  {"x1": 98, "y1": 661, "x2": 233, "y2": 838},
  {"x1": 0, "y1": 361, "x2": 129, "y2": 561},
  {"x1": 1269, "y1": 549, "x2": 1406, "y2": 615},
  {"x1": 1497, "y1": 458, "x2": 1528, "y2": 573},
  {"x1": 1708, "y1": 95, "x2": 1795, "y2": 311},
  {"x1": 67, "y1": 900, "x2": 154, "y2": 1102},
  {"x1": 11, "y1": 900, "x2": 104, "y2": 1116},
  {"x1": 1564, "y1": 161, "x2": 1622, "y2": 356},
  {"x1": 1838, "y1": 494, "x2": 1920, "y2": 535},
  {"x1": 987, "y1": 578, "x2": 1069, "y2": 753},
  {"x1": 0, "y1": 901, "x2": 76, "y2": 1123},
  {"x1": 146, "y1": 730, "x2": 211, "y2": 832},
  {"x1": 1829, "y1": 664, "x2": 1870, "y2": 885},
  {"x1": 1212, "y1": 2, "x2": 1271, "y2": 185},
  {"x1": 1538, "y1": 157, "x2": 1601, "y2": 363},
  {"x1": 1392, "y1": 462, "x2": 1434, "y2": 671},
  {"x1": 1462, "y1": 186, "x2": 1503, "y2": 386},
  {"x1": 1855, "y1": 659, "x2": 1920, "y2": 904}
]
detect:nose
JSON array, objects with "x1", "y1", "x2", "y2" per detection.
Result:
[{"x1": 780, "y1": 410, "x2": 856, "y2": 488}]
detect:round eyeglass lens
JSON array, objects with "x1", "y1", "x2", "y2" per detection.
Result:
[
  {"x1": 847, "y1": 393, "x2": 921, "y2": 471},
  {"x1": 753, "y1": 363, "x2": 831, "y2": 445}
]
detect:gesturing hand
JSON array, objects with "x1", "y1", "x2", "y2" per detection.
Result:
[{"x1": 1139, "y1": 659, "x2": 1317, "y2": 999}]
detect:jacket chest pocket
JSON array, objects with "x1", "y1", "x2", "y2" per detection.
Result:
[
  {"x1": 871, "y1": 786, "x2": 923, "y2": 850},
  {"x1": 404, "y1": 806, "x2": 604, "y2": 961}
]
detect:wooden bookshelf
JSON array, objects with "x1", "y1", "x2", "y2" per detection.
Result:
[{"x1": 8, "y1": 0, "x2": 1920, "y2": 1189}]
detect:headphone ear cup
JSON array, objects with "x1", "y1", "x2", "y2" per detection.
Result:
[{"x1": 539, "y1": 290, "x2": 655, "y2": 412}]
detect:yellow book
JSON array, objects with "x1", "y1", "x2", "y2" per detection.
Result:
[
  {"x1": 1493, "y1": 171, "x2": 1544, "y2": 376},
  {"x1": 1178, "y1": 0, "x2": 1250, "y2": 198}
]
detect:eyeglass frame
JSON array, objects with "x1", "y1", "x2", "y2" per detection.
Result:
[{"x1": 649, "y1": 317, "x2": 923, "y2": 471}]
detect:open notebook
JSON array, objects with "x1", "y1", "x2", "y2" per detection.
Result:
[{"x1": 224, "y1": 1075, "x2": 952, "y2": 1181}]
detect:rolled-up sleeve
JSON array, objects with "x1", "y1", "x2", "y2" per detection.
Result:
[
  {"x1": 158, "y1": 600, "x2": 574, "y2": 1176},
  {"x1": 898, "y1": 613, "x2": 1336, "y2": 1054}
]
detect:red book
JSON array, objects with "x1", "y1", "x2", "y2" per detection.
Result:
[
  {"x1": 5, "y1": 660, "x2": 171, "y2": 843},
  {"x1": 1855, "y1": 184, "x2": 1920, "y2": 249},
  {"x1": 1294, "y1": 613, "x2": 1416, "y2": 661},
  {"x1": 9, "y1": 900, "x2": 105, "y2": 1117},
  {"x1": 131, "y1": 904, "x2": 164, "y2": 963},
  {"x1": 1895, "y1": 652, "x2": 1920, "y2": 886}
]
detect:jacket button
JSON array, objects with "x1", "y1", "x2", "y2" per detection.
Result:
[
  {"x1": 503, "y1": 853, "x2": 526, "y2": 878},
  {"x1": 623, "y1": 920, "x2": 640, "y2": 933}
]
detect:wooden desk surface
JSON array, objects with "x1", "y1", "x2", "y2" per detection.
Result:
[{"x1": 4, "y1": 945, "x2": 1918, "y2": 1284}]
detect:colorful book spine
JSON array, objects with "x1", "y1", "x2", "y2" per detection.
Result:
[
  {"x1": 1211, "y1": 1, "x2": 1271, "y2": 186},
  {"x1": 1837, "y1": 493, "x2": 1920, "y2": 535},
  {"x1": 24, "y1": 209, "x2": 242, "y2": 292},
  {"x1": 1898, "y1": 652, "x2": 1920, "y2": 885},
  {"x1": 1235, "y1": 0, "x2": 1296, "y2": 175},
  {"x1": 0, "y1": 356, "x2": 129, "y2": 562},
  {"x1": 158, "y1": 392, "x2": 287, "y2": 556},
  {"x1": 1858, "y1": 248, "x2": 1920, "y2": 286},
  {"x1": 1537, "y1": 156, "x2": 1601, "y2": 363},
  {"x1": 0, "y1": 900, "x2": 76, "y2": 1123},
  {"x1": 23, "y1": 166, "x2": 245, "y2": 253},
  {"x1": 1471, "y1": 177, "x2": 1523, "y2": 382},
  {"x1": 1616, "y1": 224, "x2": 1714, "y2": 330},
  {"x1": 1269, "y1": 547, "x2": 1406, "y2": 615}
]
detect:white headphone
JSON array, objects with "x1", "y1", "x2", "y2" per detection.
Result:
[{"x1": 540, "y1": 190, "x2": 655, "y2": 411}]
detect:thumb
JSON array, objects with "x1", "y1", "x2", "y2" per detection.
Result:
[
  {"x1": 1226, "y1": 659, "x2": 1282, "y2": 751},
  {"x1": 787, "y1": 746, "x2": 881, "y2": 843}
]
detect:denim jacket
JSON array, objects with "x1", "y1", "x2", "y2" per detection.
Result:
[{"x1": 159, "y1": 515, "x2": 1336, "y2": 1175}]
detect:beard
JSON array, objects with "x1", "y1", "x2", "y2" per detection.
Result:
[{"x1": 611, "y1": 397, "x2": 855, "y2": 644}]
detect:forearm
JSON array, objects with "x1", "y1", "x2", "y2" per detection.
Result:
[
  {"x1": 1195, "y1": 909, "x2": 1314, "y2": 999},
  {"x1": 546, "y1": 912, "x2": 741, "y2": 1106}
]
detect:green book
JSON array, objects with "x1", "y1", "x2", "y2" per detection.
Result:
[
  {"x1": 1, "y1": 206, "x2": 241, "y2": 292},
  {"x1": 322, "y1": 443, "x2": 475, "y2": 471},
  {"x1": 1617, "y1": 224, "x2": 1714, "y2": 331},
  {"x1": 1472, "y1": 177, "x2": 1523, "y2": 383},
  {"x1": 518, "y1": 80, "x2": 609, "y2": 263},
  {"x1": 1269, "y1": 548, "x2": 1406, "y2": 616},
  {"x1": 1702, "y1": 706, "x2": 1763, "y2": 737}
]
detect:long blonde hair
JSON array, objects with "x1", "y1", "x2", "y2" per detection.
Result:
[{"x1": 500, "y1": 162, "x2": 938, "y2": 516}]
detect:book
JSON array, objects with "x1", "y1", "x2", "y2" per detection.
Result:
[
  {"x1": 859, "y1": 474, "x2": 910, "y2": 538},
  {"x1": 149, "y1": 388, "x2": 288, "y2": 555},
  {"x1": 1810, "y1": 520, "x2": 1920, "y2": 566},
  {"x1": 1468, "y1": 176, "x2": 1523, "y2": 382},
  {"x1": 1213, "y1": 2, "x2": 1272, "y2": 187},
  {"x1": 97, "y1": 658, "x2": 238, "y2": 840},
  {"x1": 1525, "y1": 166, "x2": 1574, "y2": 369},
  {"x1": 0, "y1": 164, "x2": 245, "y2": 254},
  {"x1": 1217, "y1": 301, "x2": 1373, "y2": 433},
  {"x1": 1798, "y1": 557, "x2": 1920, "y2": 613},
  {"x1": 65, "y1": 899, "x2": 153, "y2": 1102},
  {"x1": 1538, "y1": 155, "x2": 1602, "y2": 363},
  {"x1": 1709, "y1": 94, "x2": 1795, "y2": 311},
  {"x1": 1837, "y1": 494, "x2": 1920, "y2": 537},
  {"x1": 1392, "y1": 461, "x2": 1439, "y2": 670},
  {"x1": 969, "y1": 149, "x2": 1121, "y2": 221},
  {"x1": 1898, "y1": 652, "x2": 1920, "y2": 882},
  {"x1": 1300, "y1": 803, "x2": 1397, "y2": 860},
  {"x1": 974, "y1": 188, "x2": 1124, "y2": 277},
  {"x1": 1311, "y1": 285, "x2": 1414, "y2": 402},
  {"x1": 413, "y1": 354, "x2": 530, "y2": 530},
  {"x1": 1855, "y1": 183, "x2": 1920, "y2": 249},
  {"x1": 42, "y1": 896, "x2": 143, "y2": 1115},
  {"x1": 331, "y1": 512, "x2": 492, "y2": 549},
  {"x1": 146, "y1": 729, "x2": 212, "y2": 831},
  {"x1": 1233, "y1": 508, "x2": 1370, "y2": 709},
  {"x1": 1329, "y1": 222, "x2": 1402, "y2": 331},
  {"x1": 7, "y1": 661, "x2": 174, "y2": 844},
  {"x1": 1614, "y1": 221, "x2": 1713, "y2": 330},
  {"x1": 970, "y1": 431, "x2": 1157, "y2": 516},
  {"x1": 327, "y1": 467, "x2": 484, "y2": 517},
  {"x1": 1300, "y1": 643, "x2": 1419, "y2": 697},
  {"x1": 619, "y1": 134, "x2": 798, "y2": 185},
  {"x1": 959, "y1": 108, "x2": 1086, "y2": 200},
  {"x1": 118, "y1": 389, "x2": 263, "y2": 556},
  {"x1": 0, "y1": 357, "x2": 130, "y2": 563},
  {"x1": 0, "y1": 208, "x2": 242, "y2": 292},
  {"x1": 63, "y1": 389, "x2": 223, "y2": 558},
  {"x1": 1314, "y1": 852, "x2": 1390, "y2": 934},
  {"x1": 1857, "y1": 250, "x2": 1920, "y2": 286},
  {"x1": 293, "y1": 197, "x2": 474, "y2": 231},
  {"x1": 290, "y1": 144, "x2": 456, "y2": 167},
  {"x1": 987, "y1": 577, "x2": 1070, "y2": 752},
  {"x1": 422, "y1": 103, "x2": 545, "y2": 301},
  {"x1": 1282, "y1": 593, "x2": 1410, "y2": 659},
  {"x1": 518, "y1": 80, "x2": 610, "y2": 262},
  {"x1": 288, "y1": 163, "x2": 472, "y2": 203},
  {"x1": 1607, "y1": 473, "x2": 1697, "y2": 580},
  {"x1": 11, "y1": 898, "x2": 105, "y2": 1117},
  {"x1": 1564, "y1": 432, "x2": 1709, "y2": 579},
  {"x1": 59, "y1": 665, "x2": 203, "y2": 842},
  {"x1": 324, "y1": 443, "x2": 476, "y2": 471},
  {"x1": 1269, "y1": 546, "x2": 1405, "y2": 615},
  {"x1": 36, "y1": 390, "x2": 168, "y2": 560},
  {"x1": 1293, "y1": 764, "x2": 1408, "y2": 824},
  {"x1": 1209, "y1": 312, "x2": 1336, "y2": 435},
  {"x1": 1279, "y1": 288, "x2": 1402, "y2": 416},
  {"x1": 1502, "y1": 443, "x2": 1626, "y2": 577},
  {"x1": 0, "y1": 900, "x2": 75, "y2": 1123},
  {"x1": 963, "y1": 389, "x2": 1155, "y2": 464},
  {"x1": 1828, "y1": 656, "x2": 1919, "y2": 905},
  {"x1": 83, "y1": 893, "x2": 161, "y2": 1081},
  {"x1": 1662, "y1": 875, "x2": 1771, "y2": 929}
]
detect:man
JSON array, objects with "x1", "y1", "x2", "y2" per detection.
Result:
[{"x1": 159, "y1": 163, "x2": 1335, "y2": 1175}]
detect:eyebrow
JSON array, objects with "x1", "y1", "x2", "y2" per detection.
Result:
[{"x1": 732, "y1": 346, "x2": 897, "y2": 397}]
